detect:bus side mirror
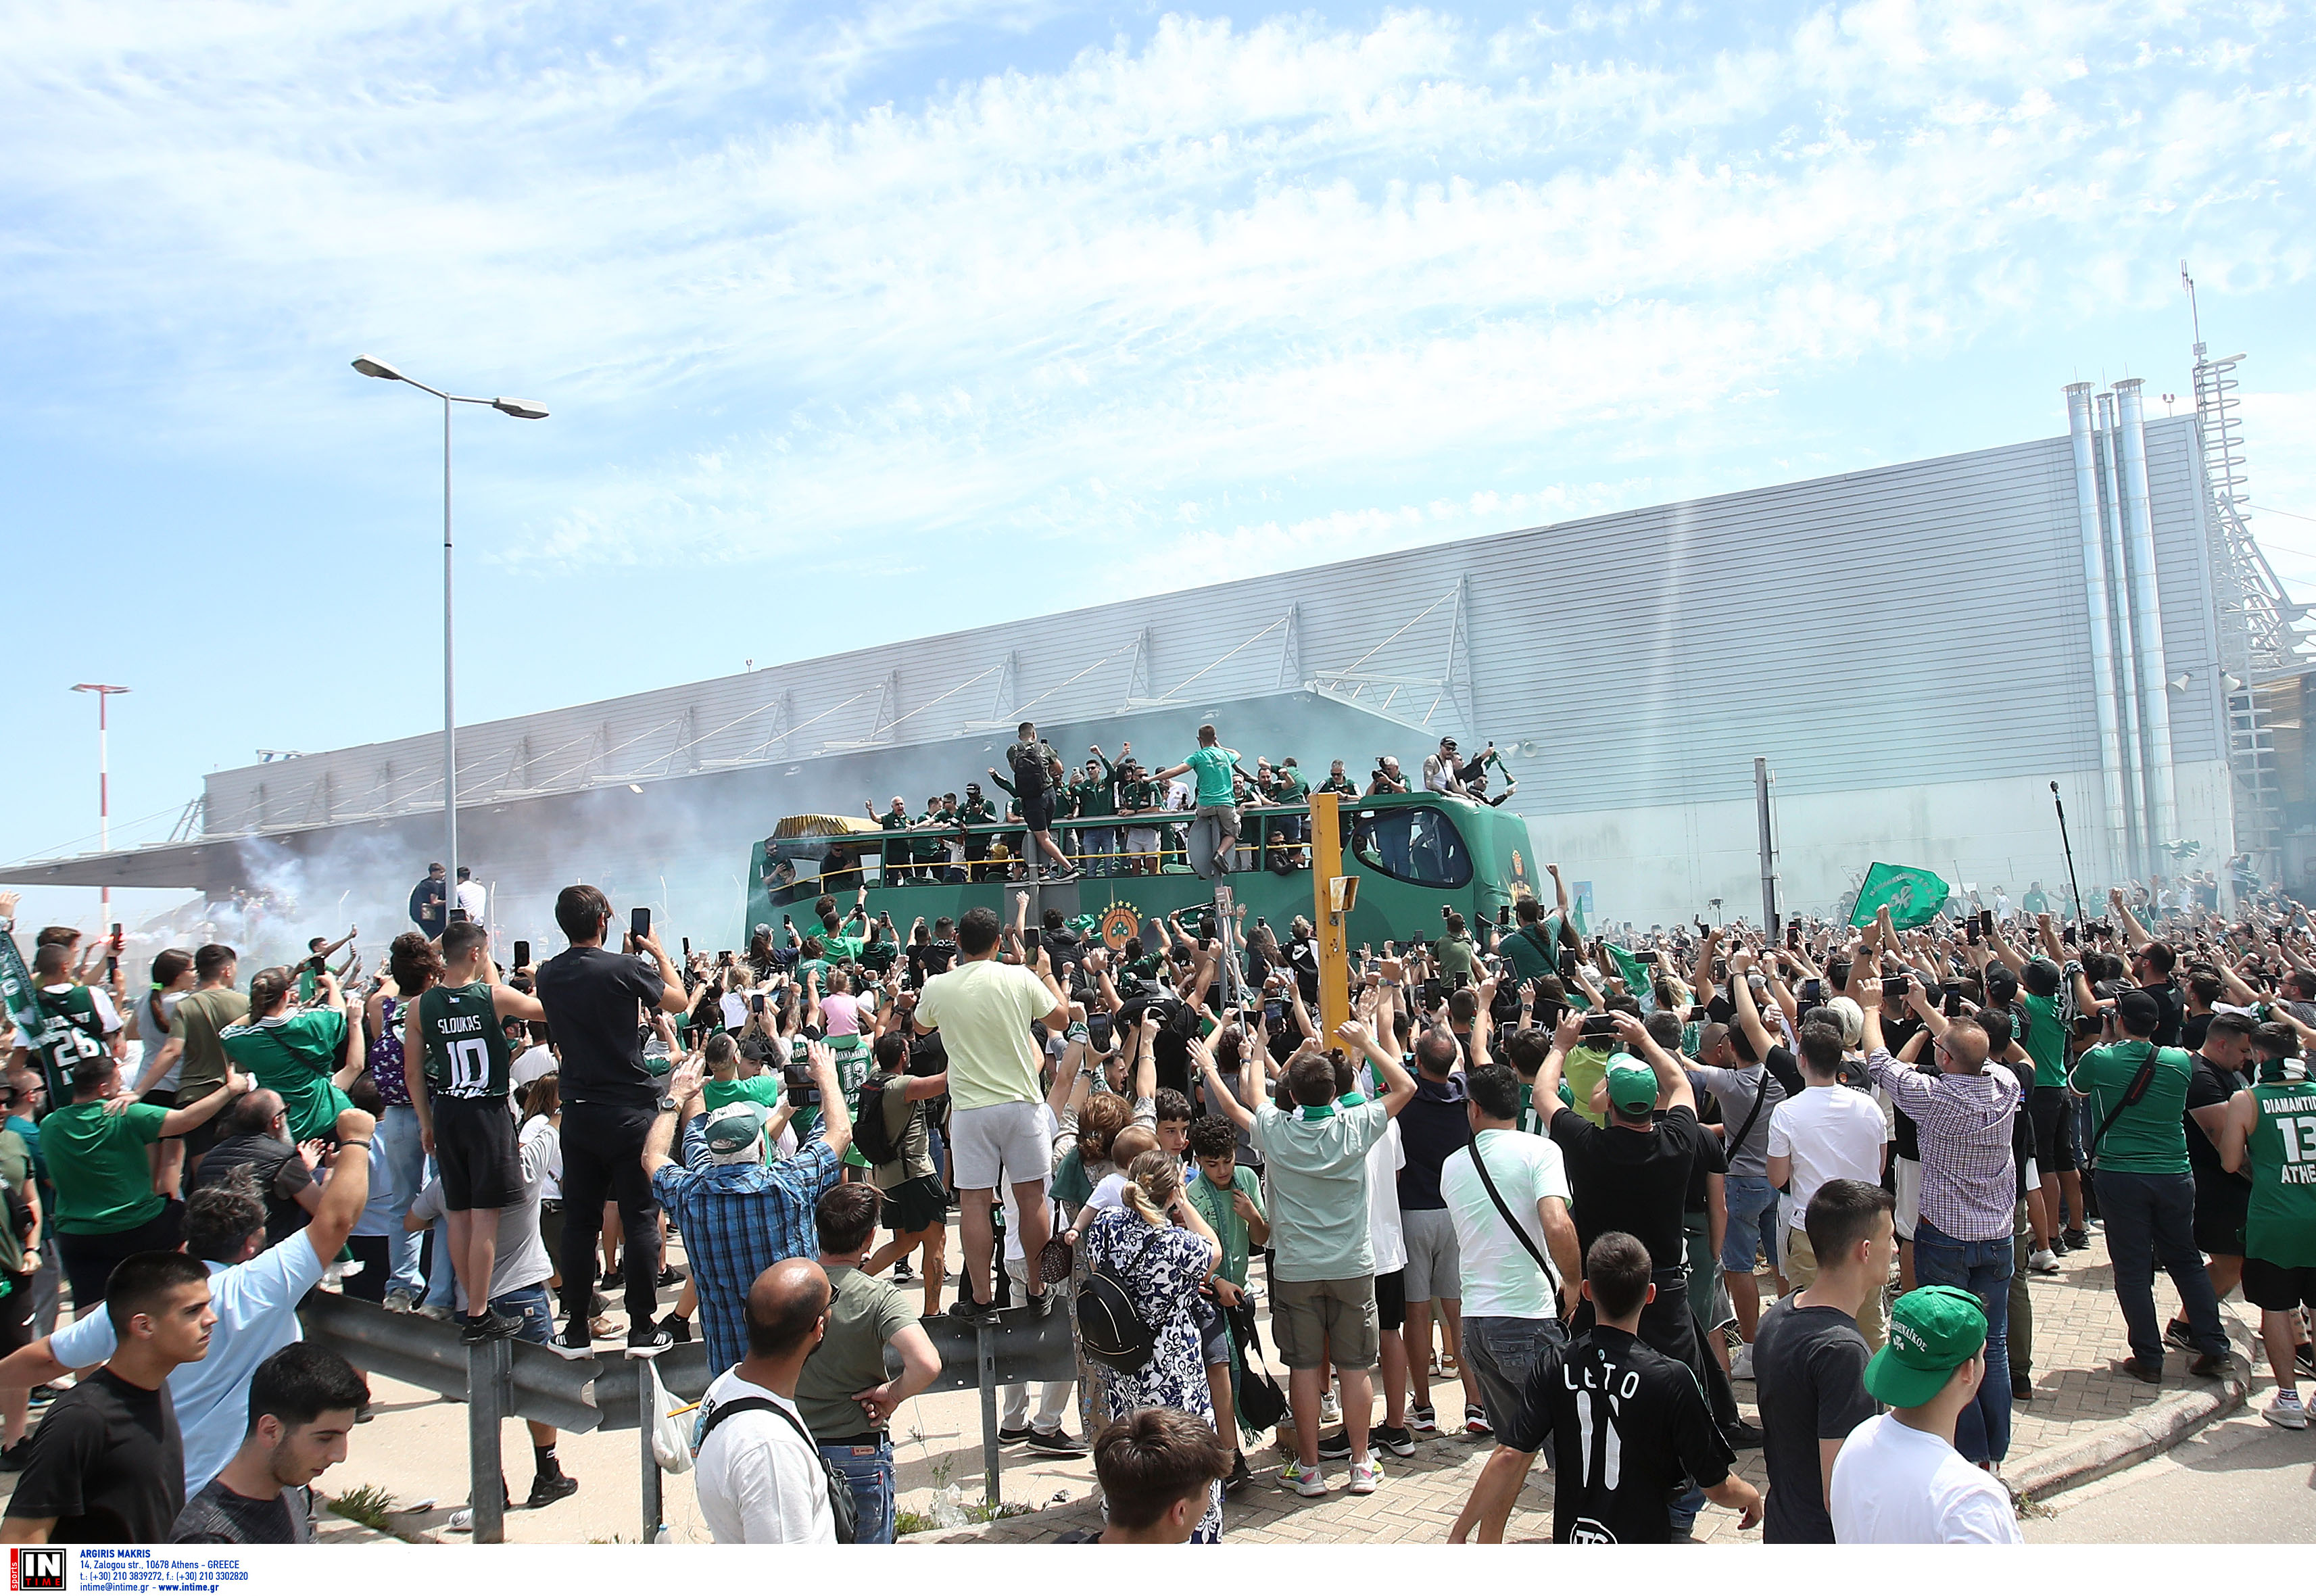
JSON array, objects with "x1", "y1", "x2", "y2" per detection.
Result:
[{"x1": 1330, "y1": 876, "x2": 1359, "y2": 917}]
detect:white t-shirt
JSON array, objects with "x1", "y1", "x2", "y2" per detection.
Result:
[
  {"x1": 1766, "y1": 1085, "x2": 1888, "y2": 1219},
  {"x1": 51, "y1": 1236, "x2": 327, "y2": 1497},
  {"x1": 1366, "y1": 1115, "x2": 1408, "y2": 1276},
  {"x1": 1086, "y1": 1171, "x2": 1131, "y2": 1215},
  {"x1": 693, "y1": 1370, "x2": 834, "y2": 1544},
  {"x1": 719, "y1": 992, "x2": 750, "y2": 1032},
  {"x1": 454, "y1": 881, "x2": 485, "y2": 920},
  {"x1": 1829, "y1": 1413, "x2": 2023, "y2": 1543},
  {"x1": 510, "y1": 1044, "x2": 557, "y2": 1091},
  {"x1": 1440, "y1": 1128, "x2": 1570, "y2": 1319}
]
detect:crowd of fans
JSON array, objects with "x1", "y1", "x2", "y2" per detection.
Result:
[{"x1": 3, "y1": 781, "x2": 2313, "y2": 1548}]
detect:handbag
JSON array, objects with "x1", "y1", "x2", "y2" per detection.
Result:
[
  {"x1": 1222, "y1": 1301, "x2": 1288, "y2": 1436},
  {"x1": 1037, "y1": 1236, "x2": 1075, "y2": 1286}
]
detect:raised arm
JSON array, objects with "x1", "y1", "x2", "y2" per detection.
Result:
[{"x1": 1613, "y1": 1013, "x2": 1694, "y2": 1113}]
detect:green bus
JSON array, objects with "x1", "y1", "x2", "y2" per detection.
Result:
[{"x1": 743, "y1": 794, "x2": 1545, "y2": 954}]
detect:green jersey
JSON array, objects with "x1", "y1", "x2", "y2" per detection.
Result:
[
  {"x1": 46, "y1": 1100, "x2": 169, "y2": 1236},
  {"x1": 913, "y1": 810, "x2": 951, "y2": 863},
  {"x1": 1498, "y1": 920, "x2": 1564, "y2": 986},
  {"x1": 1184, "y1": 746, "x2": 1239, "y2": 808},
  {"x1": 1315, "y1": 775, "x2": 1360, "y2": 797},
  {"x1": 1119, "y1": 778, "x2": 1165, "y2": 815},
  {"x1": 418, "y1": 980, "x2": 514, "y2": 1100},
  {"x1": 957, "y1": 798, "x2": 998, "y2": 827},
  {"x1": 220, "y1": 1008, "x2": 356, "y2": 1142},
  {"x1": 28, "y1": 985, "x2": 112, "y2": 1105},
  {"x1": 2069, "y1": 1040, "x2": 2194, "y2": 1174},
  {"x1": 2018, "y1": 994, "x2": 2066, "y2": 1088},
  {"x1": 2246, "y1": 1081, "x2": 2316, "y2": 1267}
]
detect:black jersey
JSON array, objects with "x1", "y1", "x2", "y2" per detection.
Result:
[
  {"x1": 1494, "y1": 1324, "x2": 1735, "y2": 1544},
  {"x1": 417, "y1": 980, "x2": 513, "y2": 1100}
]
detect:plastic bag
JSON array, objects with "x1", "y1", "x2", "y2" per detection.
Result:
[{"x1": 647, "y1": 1357, "x2": 693, "y2": 1475}]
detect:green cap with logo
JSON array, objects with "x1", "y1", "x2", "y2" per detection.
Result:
[
  {"x1": 1864, "y1": 1284, "x2": 1988, "y2": 1407},
  {"x1": 1603, "y1": 1054, "x2": 1659, "y2": 1116},
  {"x1": 702, "y1": 1102, "x2": 768, "y2": 1157}
]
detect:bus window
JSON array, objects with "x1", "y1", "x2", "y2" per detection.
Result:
[{"x1": 1350, "y1": 806, "x2": 1472, "y2": 890}]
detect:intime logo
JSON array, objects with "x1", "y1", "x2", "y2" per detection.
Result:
[{"x1": 9, "y1": 1548, "x2": 66, "y2": 1591}]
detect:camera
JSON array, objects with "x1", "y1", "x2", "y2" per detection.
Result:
[{"x1": 781, "y1": 1061, "x2": 821, "y2": 1107}]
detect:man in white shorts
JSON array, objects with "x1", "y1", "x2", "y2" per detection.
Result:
[{"x1": 913, "y1": 903, "x2": 1071, "y2": 1318}]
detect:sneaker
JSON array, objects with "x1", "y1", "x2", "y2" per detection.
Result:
[
  {"x1": 2029, "y1": 1249, "x2": 2062, "y2": 1276},
  {"x1": 659, "y1": 1315, "x2": 692, "y2": 1345},
  {"x1": 383, "y1": 1287, "x2": 418, "y2": 1313},
  {"x1": 892, "y1": 1259, "x2": 915, "y2": 1283},
  {"x1": 525, "y1": 1472, "x2": 579, "y2": 1509},
  {"x1": 1316, "y1": 1429, "x2": 1352, "y2": 1460},
  {"x1": 1372, "y1": 1423, "x2": 1416, "y2": 1458},
  {"x1": 2048, "y1": 1233, "x2": 2070, "y2": 1257},
  {"x1": 2190, "y1": 1351, "x2": 2237, "y2": 1380},
  {"x1": 626, "y1": 1322, "x2": 675, "y2": 1353},
  {"x1": 2061, "y1": 1228, "x2": 2091, "y2": 1252},
  {"x1": 1722, "y1": 1420, "x2": 1765, "y2": 1450},
  {"x1": 2297, "y1": 1344, "x2": 2316, "y2": 1378},
  {"x1": 948, "y1": 1295, "x2": 1000, "y2": 1320},
  {"x1": 599, "y1": 1265, "x2": 626, "y2": 1292},
  {"x1": 1464, "y1": 1404, "x2": 1491, "y2": 1436},
  {"x1": 1320, "y1": 1391, "x2": 1342, "y2": 1426},
  {"x1": 997, "y1": 1425, "x2": 1037, "y2": 1444},
  {"x1": 1025, "y1": 1428, "x2": 1087, "y2": 1457},
  {"x1": 1729, "y1": 1341, "x2": 1755, "y2": 1380},
  {"x1": 416, "y1": 1304, "x2": 455, "y2": 1324},
  {"x1": 2012, "y1": 1374, "x2": 2034, "y2": 1401},
  {"x1": 656, "y1": 1265, "x2": 686, "y2": 1288},
  {"x1": 1224, "y1": 1451, "x2": 1252, "y2": 1497},
  {"x1": 460, "y1": 1310, "x2": 523, "y2": 1343},
  {"x1": 445, "y1": 1508, "x2": 475, "y2": 1534},
  {"x1": 2263, "y1": 1391, "x2": 2309, "y2": 1430},
  {"x1": 1282, "y1": 1459, "x2": 1329, "y2": 1497},
  {"x1": 1408, "y1": 1403, "x2": 1438, "y2": 1434},
  {"x1": 1347, "y1": 1458, "x2": 1383, "y2": 1495},
  {"x1": 2122, "y1": 1356, "x2": 2163, "y2": 1384},
  {"x1": 2163, "y1": 1318, "x2": 2196, "y2": 1352}
]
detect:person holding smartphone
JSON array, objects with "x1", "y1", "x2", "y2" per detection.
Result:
[{"x1": 531, "y1": 889, "x2": 690, "y2": 1352}]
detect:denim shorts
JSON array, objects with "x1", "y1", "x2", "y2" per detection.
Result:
[
  {"x1": 491, "y1": 1282, "x2": 554, "y2": 1346},
  {"x1": 1720, "y1": 1175, "x2": 1780, "y2": 1275}
]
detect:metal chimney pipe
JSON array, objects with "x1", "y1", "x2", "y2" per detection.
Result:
[
  {"x1": 2115, "y1": 377, "x2": 2181, "y2": 854},
  {"x1": 2098, "y1": 389, "x2": 2147, "y2": 875},
  {"x1": 2066, "y1": 383, "x2": 2131, "y2": 884}
]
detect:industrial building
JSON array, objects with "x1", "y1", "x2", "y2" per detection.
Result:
[{"x1": 13, "y1": 362, "x2": 2307, "y2": 944}]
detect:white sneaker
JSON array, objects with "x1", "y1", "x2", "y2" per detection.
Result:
[
  {"x1": 1348, "y1": 1458, "x2": 1383, "y2": 1495},
  {"x1": 1282, "y1": 1459, "x2": 1329, "y2": 1497},
  {"x1": 445, "y1": 1507, "x2": 475, "y2": 1533},
  {"x1": 1730, "y1": 1341, "x2": 1755, "y2": 1380},
  {"x1": 1320, "y1": 1391, "x2": 1342, "y2": 1426},
  {"x1": 2029, "y1": 1249, "x2": 2062, "y2": 1276},
  {"x1": 2264, "y1": 1391, "x2": 2308, "y2": 1430}
]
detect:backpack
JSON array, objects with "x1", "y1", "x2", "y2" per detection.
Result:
[
  {"x1": 695, "y1": 1395, "x2": 858, "y2": 1543},
  {"x1": 1076, "y1": 1223, "x2": 1164, "y2": 1373},
  {"x1": 852, "y1": 1073, "x2": 907, "y2": 1168}
]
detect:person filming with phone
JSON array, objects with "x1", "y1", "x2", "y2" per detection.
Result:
[{"x1": 532, "y1": 887, "x2": 689, "y2": 1352}]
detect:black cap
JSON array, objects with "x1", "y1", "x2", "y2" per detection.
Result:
[{"x1": 2116, "y1": 988, "x2": 2163, "y2": 1033}]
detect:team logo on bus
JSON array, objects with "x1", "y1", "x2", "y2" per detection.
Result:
[
  {"x1": 1098, "y1": 903, "x2": 1142, "y2": 950},
  {"x1": 1511, "y1": 848, "x2": 1526, "y2": 881}
]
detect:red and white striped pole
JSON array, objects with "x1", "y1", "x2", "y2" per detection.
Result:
[{"x1": 73, "y1": 683, "x2": 130, "y2": 932}]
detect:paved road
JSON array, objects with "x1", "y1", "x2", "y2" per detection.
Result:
[{"x1": 2025, "y1": 1408, "x2": 2315, "y2": 1543}]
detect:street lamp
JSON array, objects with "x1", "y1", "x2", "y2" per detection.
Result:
[
  {"x1": 351, "y1": 356, "x2": 548, "y2": 898},
  {"x1": 72, "y1": 683, "x2": 130, "y2": 928}
]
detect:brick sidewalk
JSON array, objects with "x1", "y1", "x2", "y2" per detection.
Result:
[{"x1": 906, "y1": 1230, "x2": 2262, "y2": 1544}]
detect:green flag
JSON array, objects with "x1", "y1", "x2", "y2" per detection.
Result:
[
  {"x1": 1850, "y1": 863, "x2": 1952, "y2": 930},
  {"x1": 1607, "y1": 944, "x2": 1657, "y2": 1017}
]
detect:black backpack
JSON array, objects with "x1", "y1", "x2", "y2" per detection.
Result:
[
  {"x1": 1076, "y1": 1224, "x2": 1163, "y2": 1373},
  {"x1": 852, "y1": 1073, "x2": 907, "y2": 1168},
  {"x1": 696, "y1": 1396, "x2": 858, "y2": 1543}
]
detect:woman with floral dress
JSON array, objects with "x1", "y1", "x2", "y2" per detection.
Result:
[{"x1": 1079, "y1": 1150, "x2": 1226, "y2": 1541}]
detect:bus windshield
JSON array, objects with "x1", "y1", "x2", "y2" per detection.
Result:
[{"x1": 1350, "y1": 804, "x2": 1471, "y2": 889}]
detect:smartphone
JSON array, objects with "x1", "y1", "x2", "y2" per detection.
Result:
[
  {"x1": 682, "y1": 936, "x2": 693, "y2": 958},
  {"x1": 752, "y1": 992, "x2": 767, "y2": 1015},
  {"x1": 448, "y1": 908, "x2": 469, "y2": 924},
  {"x1": 1941, "y1": 982, "x2": 1964, "y2": 1017},
  {"x1": 1786, "y1": 923, "x2": 1800, "y2": 950},
  {"x1": 514, "y1": 940, "x2": 531, "y2": 969},
  {"x1": 1637, "y1": 950, "x2": 1659, "y2": 965},
  {"x1": 1088, "y1": 1012, "x2": 1115, "y2": 1049},
  {"x1": 1264, "y1": 998, "x2": 1285, "y2": 1021},
  {"x1": 1979, "y1": 909, "x2": 1996, "y2": 938},
  {"x1": 1884, "y1": 971, "x2": 1910, "y2": 1000},
  {"x1": 110, "y1": 922, "x2": 124, "y2": 951},
  {"x1": 631, "y1": 906, "x2": 652, "y2": 942},
  {"x1": 1965, "y1": 921, "x2": 1981, "y2": 946},
  {"x1": 2062, "y1": 924, "x2": 2078, "y2": 946}
]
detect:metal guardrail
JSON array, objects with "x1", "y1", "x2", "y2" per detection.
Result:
[{"x1": 301, "y1": 1289, "x2": 1076, "y2": 1542}]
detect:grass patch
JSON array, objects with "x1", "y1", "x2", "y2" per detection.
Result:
[
  {"x1": 894, "y1": 1501, "x2": 1035, "y2": 1537},
  {"x1": 894, "y1": 1510, "x2": 938, "y2": 1537},
  {"x1": 325, "y1": 1484, "x2": 398, "y2": 1531}
]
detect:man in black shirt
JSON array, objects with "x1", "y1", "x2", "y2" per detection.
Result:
[
  {"x1": 2, "y1": 1252, "x2": 213, "y2": 1543},
  {"x1": 171, "y1": 1344, "x2": 368, "y2": 1544},
  {"x1": 408, "y1": 863, "x2": 448, "y2": 938},
  {"x1": 1452, "y1": 1232, "x2": 1762, "y2": 1543},
  {"x1": 1752, "y1": 1179, "x2": 1891, "y2": 1543},
  {"x1": 186, "y1": 1091, "x2": 316, "y2": 1247},
  {"x1": 2176, "y1": 1011, "x2": 2257, "y2": 1347},
  {"x1": 533, "y1": 885, "x2": 689, "y2": 1351}
]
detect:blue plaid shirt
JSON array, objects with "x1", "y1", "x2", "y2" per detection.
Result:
[{"x1": 651, "y1": 1126, "x2": 842, "y2": 1375}]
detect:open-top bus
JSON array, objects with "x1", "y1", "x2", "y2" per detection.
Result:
[{"x1": 744, "y1": 792, "x2": 1545, "y2": 954}]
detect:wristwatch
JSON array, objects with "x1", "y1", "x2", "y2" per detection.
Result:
[{"x1": 656, "y1": 1094, "x2": 680, "y2": 1113}]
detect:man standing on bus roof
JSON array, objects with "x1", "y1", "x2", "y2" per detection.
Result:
[
  {"x1": 1154, "y1": 725, "x2": 1242, "y2": 883},
  {"x1": 992, "y1": 722, "x2": 1081, "y2": 885}
]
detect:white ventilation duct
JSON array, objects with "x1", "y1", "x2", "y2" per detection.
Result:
[
  {"x1": 2098, "y1": 389, "x2": 2147, "y2": 873},
  {"x1": 2114, "y1": 377, "x2": 2180, "y2": 856},
  {"x1": 2065, "y1": 382, "x2": 2131, "y2": 883}
]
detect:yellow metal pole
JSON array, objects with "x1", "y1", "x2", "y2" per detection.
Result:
[{"x1": 1311, "y1": 792, "x2": 1352, "y2": 1046}]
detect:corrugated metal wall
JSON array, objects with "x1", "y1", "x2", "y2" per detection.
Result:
[{"x1": 203, "y1": 418, "x2": 2220, "y2": 852}]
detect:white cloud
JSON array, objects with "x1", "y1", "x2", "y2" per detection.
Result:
[{"x1": 1, "y1": 0, "x2": 2311, "y2": 589}]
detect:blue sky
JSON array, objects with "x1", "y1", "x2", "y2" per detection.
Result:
[{"x1": 5, "y1": 0, "x2": 2314, "y2": 932}]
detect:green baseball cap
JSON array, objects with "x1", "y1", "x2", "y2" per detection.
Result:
[
  {"x1": 702, "y1": 1102, "x2": 767, "y2": 1157},
  {"x1": 1865, "y1": 1285, "x2": 1988, "y2": 1407},
  {"x1": 1603, "y1": 1055, "x2": 1659, "y2": 1115}
]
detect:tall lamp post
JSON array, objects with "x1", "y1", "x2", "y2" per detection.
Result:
[
  {"x1": 351, "y1": 357, "x2": 548, "y2": 900},
  {"x1": 72, "y1": 683, "x2": 130, "y2": 929}
]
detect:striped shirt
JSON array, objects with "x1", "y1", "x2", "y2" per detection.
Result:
[{"x1": 1865, "y1": 1049, "x2": 2021, "y2": 1242}]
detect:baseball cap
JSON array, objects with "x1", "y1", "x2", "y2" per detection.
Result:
[
  {"x1": 1864, "y1": 1285, "x2": 1987, "y2": 1408},
  {"x1": 702, "y1": 1103, "x2": 767, "y2": 1159},
  {"x1": 1603, "y1": 1055, "x2": 1659, "y2": 1115},
  {"x1": 2115, "y1": 988, "x2": 2163, "y2": 1034}
]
